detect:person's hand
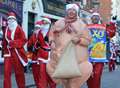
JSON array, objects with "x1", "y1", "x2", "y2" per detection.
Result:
[
  {"x1": 72, "y1": 36, "x2": 81, "y2": 44},
  {"x1": 50, "y1": 40, "x2": 56, "y2": 49}
]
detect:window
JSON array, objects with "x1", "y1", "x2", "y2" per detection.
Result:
[
  {"x1": 28, "y1": 12, "x2": 36, "y2": 38},
  {"x1": 42, "y1": 0, "x2": 66, "y2": 17}
]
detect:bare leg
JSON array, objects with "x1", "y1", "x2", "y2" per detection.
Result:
[
  {"x1": 69, "y1": 61, "x2": 93, "y2": 88},
  {"x1": 62, "y1": 79, "x2": 71, "y2": 88}
]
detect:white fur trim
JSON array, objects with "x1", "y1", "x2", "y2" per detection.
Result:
[
  {"x1": 38, "y1": 52, "x2": 51, "y2": 63},
  {"x1": 5, "y1": 26, "x2": 28, "y2": 67},
  {"x1": 31, "y1": 60, "x2": 39, "y2": 64},
  {"x1": 4, "y1": 54, "x2": 11, "y2": 57},
  {"x1": 111, "y1": 20, "x2": 116, "y2": 23},
  {"x1": 5, "y1": 27, "x2": 11, "y2": 57},
  {"x1": 35, "y1": 24, "x2": 41, "y2": 28},
  {"x1": 38, "y1": 58, "x2": 50, "y2": 63},
  {"x1": 42, "y1": 18, "x2": 51, "y2": 24},
  {"x1": 11, "y1": 24, "x2": 17, "y2": 40},
  {"x1": 66, "y1": 4, "x2": 79, "y2": 12},
  {"x1": 91, "y1": 12, "x2": 100, "y2": 17},
  {"x1": 7, "y1": 16, "x2": 16, "y2": 20},
  {"x1": 15, "y1": 49, "x2": 28, "y2": 67}
]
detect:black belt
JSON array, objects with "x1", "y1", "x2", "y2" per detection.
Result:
[{"x1": 40, "y1": 46, "x2": 51, "y2": 51}]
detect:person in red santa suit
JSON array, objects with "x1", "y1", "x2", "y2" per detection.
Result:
[
  {"x1": 87, "y1": 12, "x2": 107, "y2": 88},
  {"x1": 3, "y1": 12, "x2": 28, "y2": 88},
  {"x1": 106, "y1": 16, "x2": 117, "y2": 72},
  {"x1": 106, "y1": 16, "x2": 117, "y2": 38},
  {"x1": 109, "y1": 39, "x2": 117, "y2": 72},
  {"x1": 27, "y1": 19, "x2": 56, "y2": 88},
  {"x1": 40, "y1": 16, "x2": 51, "y2": 40}
]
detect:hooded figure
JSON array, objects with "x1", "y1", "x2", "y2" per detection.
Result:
[
  {"x1": 3, "y1": 12, "x2": 28, "y2": 88},
  {"x1": 47, "y1": 3, "x2": 93, "y2": 88}
]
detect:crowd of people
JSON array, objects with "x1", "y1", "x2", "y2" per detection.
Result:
[{"x1": 1, "y1": 2, "x2": 120, "y2": 88}]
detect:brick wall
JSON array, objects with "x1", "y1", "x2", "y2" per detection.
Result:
[{"x1": 99, "y1": 0, "x2": 112, "y2": 23}]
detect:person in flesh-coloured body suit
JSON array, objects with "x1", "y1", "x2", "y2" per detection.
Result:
[
  {"x1": 46, "y1": 3, "x2": 93, "y2": 88},
  {"x1": 27, "y1": 19, "x2": 56, "y2": 88},
  {"x1": 3, "y1": 12, "x2": 28, "y2": 88}
]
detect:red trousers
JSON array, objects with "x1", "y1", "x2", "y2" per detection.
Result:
[
  {"x1": 4, "y1": 54, "x2": 26, "y2": 88},
  {"x1": 87, "y1": 62, "x2": 104, "y2": 88},
  {"x1": 109, "y1": 59, "x2": 116, "y2": 72},
  {"x1": 32, "y1": 63, "x2": 56, "y2": 88}
]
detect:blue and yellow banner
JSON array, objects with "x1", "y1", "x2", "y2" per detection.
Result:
[{"x1": 88, "y1": 24, "x2": 108, "y2": 62}]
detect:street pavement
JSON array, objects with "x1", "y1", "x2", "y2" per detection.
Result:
[{"x1": 0, "y1": 64, "x2": 120, "y2": 88}]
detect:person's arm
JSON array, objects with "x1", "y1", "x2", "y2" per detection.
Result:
[
  {"x1": 72, "y1": 23, "x2": 92, "y2": 46},
  {"x1": 79, "y1": 29, "x2": 92, "y2": 46},
  {"x1": 49, "y1": 26, "x2": 55, "y2": 45},
  {"x1": 49, "y1": 19, "x2": 65, "y2": 44},
  {"x1": 2, "y1": 29, "x2": 10, "y2": 57}
]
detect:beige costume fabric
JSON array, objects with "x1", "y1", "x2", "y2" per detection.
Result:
[{"x1": 46, "y1": 17, "x2": 93, "y2": 88}]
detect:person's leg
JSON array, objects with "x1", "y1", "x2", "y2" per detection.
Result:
[
  {"x1": 13, "y1": 54, "x2": 26, "y2": 88},
  {"x1": 112, "y1": 60, "x2": 116, "y2": 71},
  {"x1": 87, "y1": 63, "x2": 95, "y2": 88},
  {"x1": 4, "y1": 58, "x2": 12, "y2": 88},
  {"x1": 46, "y1": 72, "x2": 56, "y2": 88},
  {"x1": 38, "y1": 63, "x2": 48, "y2": 88},
  {"x1": 87, "y1": 75, "x2": 94, "y2": 88},
  {"x1": 32, "y1": 64, "x2": 40, "y2": 88},
  {"x1": 62, "y1": 79, "x2": 70, "y2": 88},
  {"x1": 109, "y1": 60, "x2": 113, "y2": 72},
  {"x1": 87, "y1": 63, "x2": 104, "y2": 88}
]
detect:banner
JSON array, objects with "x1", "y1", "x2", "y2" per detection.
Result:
[{"x1": 88, "y1": 24, "x2": 108, "y2": 62}]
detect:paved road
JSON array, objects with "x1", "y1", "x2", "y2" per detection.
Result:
[{"x1": 0, "y1": 64, "x2": 120, "y2": 88}]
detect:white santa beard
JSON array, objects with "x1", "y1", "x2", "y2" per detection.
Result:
[
  {"x1": 8, "y1": 21, "x2": 18, "y2": 31},
  {"x1": 41, "y1": 24, "x2": 50, "y2": 37},
  {"x1": 34, "y1": 29, "x2": 40, "y2": 37}
]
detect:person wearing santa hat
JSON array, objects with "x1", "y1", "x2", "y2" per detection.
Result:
[
  {"x1": 106, "y1": 15, "x2": 117, "y2": 73},
  {"x1": 3, "y1": 12, "x2": 28, "y2": 88},
  {"x1": 106, "y1": 16, "x2": 117, "y2": 38},
  {"x1": 47, "y1": 3, "x2": 92, "y2": 88},
  {"x1": 40, "y1": 16, "x2": 51, "y2": 42},
  {"x1": 87, "y1": 12, "x2": 108, "y2": 88},
  {"x1": 27, "y1": 20, "x2": 56, "y2": 88}
]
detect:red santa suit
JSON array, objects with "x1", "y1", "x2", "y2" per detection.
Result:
[
  {"x1": 3, "y1": 12, "x2": 28, "y2": 88},
  {"x1": 106, "y1": 18, "x2": 117, "y2": 72},
  {"x1": 106, "y1": 21, "x2": 116, "y2": 38},
  {"x1": 27, "y1": 20, "x2": 56, "y2": 88}
]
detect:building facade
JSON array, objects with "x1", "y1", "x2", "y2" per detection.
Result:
[
  {"x1": 0, "y1": 0, "x2": 23, "y2": 26},
  {"x1": 22, "y1": 0, "x2": 65, "y2": 38}
]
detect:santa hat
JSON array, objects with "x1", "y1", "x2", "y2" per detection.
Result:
[
  {"x1": 91, "y1": 12, "x2": 100, "y2": 17},
  {"x1": 7, "y1": 12, "x2": 16, "y2": 20},
  {"x1": 41, "y1": 16, "x2": 51, "y2": 24},
  {"x1": 66, "y1": 3, "x2": 79, "y2": 12},
  {"x1": 35, "y1": 20, "x2": 43, "y2": 28}
]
